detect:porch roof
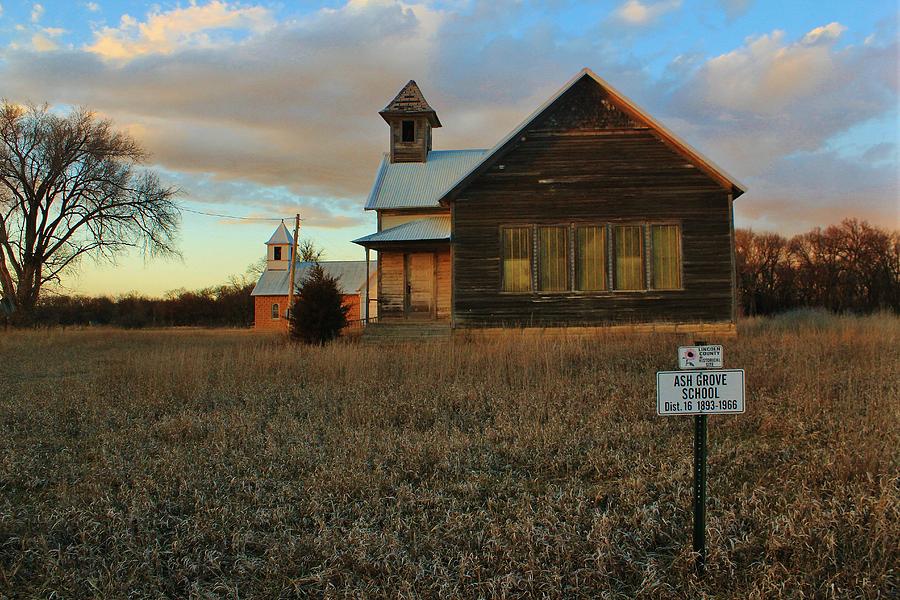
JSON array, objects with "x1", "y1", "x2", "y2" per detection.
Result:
[{"x1": 352, "y1": 216, "x2": 450, "y2": 247}]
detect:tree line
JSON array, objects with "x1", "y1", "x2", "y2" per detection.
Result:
[
  {"x1": 736, "y1": 219, "x2": 899, "y2": 315},
  {"x1": 23, "y1": 278, "x2": 255, "y2": 328}
]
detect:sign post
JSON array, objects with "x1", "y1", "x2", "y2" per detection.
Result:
[
  {"x1": 656, "y1": 340, "x2": 746, "y2": 577},
  {"x1": 693, "y1": 411, "x2": 707, "y2": 575}
]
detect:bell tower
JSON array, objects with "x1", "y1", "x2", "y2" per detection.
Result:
[
  {"x1": 380, "y1": 80, "x2": 441, "y2": 164},
  {"x1": 265, "y1": 221, "x2": 293, "y2": 271}
]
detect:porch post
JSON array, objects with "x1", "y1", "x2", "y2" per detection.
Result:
[{"x1": 365, "y1": 247, "x2": 370, "y2": 323}]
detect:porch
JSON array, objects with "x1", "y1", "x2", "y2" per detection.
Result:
[{"x1": 353, "y1": 216, "x2": 452, "y2": 323}]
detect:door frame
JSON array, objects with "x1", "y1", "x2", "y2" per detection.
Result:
[{"x1": 403, "y1": 252, "x2": 437, "y2": 319}]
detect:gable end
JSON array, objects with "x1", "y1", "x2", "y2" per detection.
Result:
[{"x1": 437, "y1": 69, "x2": 745, "y2": 204}]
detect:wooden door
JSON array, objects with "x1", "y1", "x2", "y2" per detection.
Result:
[{"x1": 404, "y1": 253, "x2": 435, "y2": 317}]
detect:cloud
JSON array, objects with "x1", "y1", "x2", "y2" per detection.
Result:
[
  {"x1": 667, "y1": 22, "x2": 897, "y2": 175},
  {"x1": 87, "y1": 1, "x2": 274, "y2": 59},
  {"x1": 0, "y1": 2, "x2": 895, "y2": 237},
  {"x1": 801, "y1": 21, "x2": 846, "y2": 45},
  {"x1": 3, "y1": 0, "x2": 457, "y2": 202},
  {"x1": 861, "y1": 142, "x2": 896, "y2": 163},
  {"x1": 716, "y1": 0, "x2": 752, "y2": 19},
  {"x1": 662, "y1": 22, "x2": 898, "y2": 229},
  {"x1": 31, "y1": 3, "x2": 43, "y2": 23},
  {"x1": 734, "y1": 149, "x2": 899, "y2": 233},
  {"x1": 614, "y1": 0, "x2": 681, "y2": 26},
  {"x1": 86, "y1": 2, "x2": 99, "y2": 12},
  {"x1": 31, "y1": 32, "x2": 57, "y2": 51}
]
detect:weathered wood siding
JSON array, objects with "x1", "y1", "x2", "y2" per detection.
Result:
[
  {"x1": 451, "y1": 76, "x2": 734, "y2": 327},
  {"x1": 378, "y1": 251, "x2": 404, "y2": 316},
  {"x1": 436, "y1": 249, "x2": 451, "y2": 319},
  {"x1": 381, "y1": 209, "x2": 447, "y2": 230}
]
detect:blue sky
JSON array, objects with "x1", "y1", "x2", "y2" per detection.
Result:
[{"x1": 0, "y1": 0, "x2": 896, "y2": 296}]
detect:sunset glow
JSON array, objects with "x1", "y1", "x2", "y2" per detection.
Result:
[{"x1": 1, "y1": 0, "x2": 895, "y2": 296}]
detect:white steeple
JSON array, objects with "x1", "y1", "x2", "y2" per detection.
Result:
[{"x1": 265, "y1": 222, "x2": 293, "y2": 271}]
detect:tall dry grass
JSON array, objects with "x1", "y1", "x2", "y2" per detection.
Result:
[{"x1": 0, "y1": 313, "x2": 897, "y2": 598}]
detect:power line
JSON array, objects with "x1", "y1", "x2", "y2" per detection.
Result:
[{"x1": 180, "y1": 207, "x2": 300, "y2": 222}]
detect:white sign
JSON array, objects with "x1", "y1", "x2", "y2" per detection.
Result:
[
  {"x1": 678, "y1": 345, "x2": 724, "y2": 370},
  {"x1": 657, "y1": 369, "x2": 745, "y2": 415}
]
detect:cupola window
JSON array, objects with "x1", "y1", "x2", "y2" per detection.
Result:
[
  {"x1": 273, "y1": 246, "x2": 282, "y2": 261},
  {"x1": 401, "y1": 120, "x2": 415, "y2": 142}
]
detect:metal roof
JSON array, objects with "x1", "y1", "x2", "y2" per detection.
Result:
[
  {"x1": 353, "y1": 216, "x2": 450, "y2": 246},
  {"x1": 251, "y1": 260, "x2": 375, "y2": 296},
  {"x1": 365, "y1": 149, "x2": 487, "y2": 210},
  {"x1": 435, "y1": 68, "x2": 746, "y2": 204},
  {"x1": 266, "y1": 222, "x2": 294, "y2": 245}
]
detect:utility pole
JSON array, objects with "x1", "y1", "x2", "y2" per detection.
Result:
[{"x1": 286, "y1": 214, "x2": 300, "y2": 322}]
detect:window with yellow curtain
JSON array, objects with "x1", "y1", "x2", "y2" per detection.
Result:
[
  {"x1": 502, "y1": 227, "x2": 532, "y2": 292},
  {"x1": 614, "y1": 225, "x2": 644, "y2": 290},
  {"x1": 538, "y1": 226, "x2": 568, "y2": 291},
  {"x1": 652, "y1": 224, "x2": 682, "y2": 289},
  {"x1": 575, "y1": 225, "x2": 606, "y2": 290}
]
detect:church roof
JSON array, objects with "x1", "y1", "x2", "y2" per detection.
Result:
[
  {"x1": 380, "y1": 80, "x2": 441, "y2": 127},
  {"x1": 251, "y1": 261, "x2": 375, "y2": 297},
  {"x1": 266, "y1": 222, "x2": 294, "y2": 245},
  {"x1": 353, "y1": 216, "x2": 450, "y2": 247},
  {"x1": 365, "y1": 149, "x2": 487, "y2": 210}
]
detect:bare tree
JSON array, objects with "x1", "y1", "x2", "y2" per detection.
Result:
[
  {"x1": 735, "y1": 229, "x2": 793, "y2": 315},
  {"x1": 298, "y1": 238, "x2": 324, "y2": 263},
  {"x1": 0, "y1": 102, "x2": 179, "y2": 318}
]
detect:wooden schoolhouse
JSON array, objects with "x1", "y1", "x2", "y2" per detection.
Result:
[{"x1": 353, "y1": 68, "x2": 745, "y2": 333}]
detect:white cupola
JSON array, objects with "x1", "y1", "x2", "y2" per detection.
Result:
[{"x1": 265, "y1": 222, "x2": 293, "y2": 271}]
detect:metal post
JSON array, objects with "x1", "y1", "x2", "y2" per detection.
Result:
[
  {"x1": 693, "y1": 413, "x2": 708, "y2": 576},
  {"x1": 692, "y1": 339, "x2": 708, "y2": 577}
]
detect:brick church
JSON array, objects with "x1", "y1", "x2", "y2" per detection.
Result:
[{"x1": 251, "y1": 222, "x2": 376, "y2": 331}]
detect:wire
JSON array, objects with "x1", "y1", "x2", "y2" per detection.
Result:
[{"x1": 180, "y1": 207, "x2": 301, "y2": 222}]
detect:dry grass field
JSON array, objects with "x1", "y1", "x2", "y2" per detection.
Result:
[{"x1": 1, "y1": 312, "x2": 898, "y2": 598}]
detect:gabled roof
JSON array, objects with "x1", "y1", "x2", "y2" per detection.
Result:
[
  {"x1": 380, "y1": 80, "x2": 442, "y2": 127},
  {"x1": 353, "y1": 216, "x2": 450, "y2": 247},
  {"x1": 365, "y1": 149, "x2": 487, "y2": 210},
  {"x1": 251, "y1": 260, "x2": 375, "y2": 296},
  {"x1": 266, "y1": 222, "x2": 293, "y2": 245},
  {"x1": 435, "y1": 68, "x2": 746, "y2": 204}
]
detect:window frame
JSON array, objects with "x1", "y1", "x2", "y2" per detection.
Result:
[
  {"x1": 499, "y1": 225, "x2": 534, "y2": 294},
  {"x1": 536, "y1": 224, "x2": 571, "y2": 293},
  {"x1": 648, "y1": 222, "x2": 685, "y2": 291},
  {"x1": 497, "y1": 220, "x2": 684, "y2": 295},
  {"x1": 612, "y1": 223, "x2": 647, "y2": 292},
  {"x1": 573, "y1": 223, "x2": 609, "y2": 292},
  {"x1": 273, "y1": 246, "x2": 282, "y2": 261},
  {"x1": 271, "y1": 302, "x2": 280, "y2": 320}
]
